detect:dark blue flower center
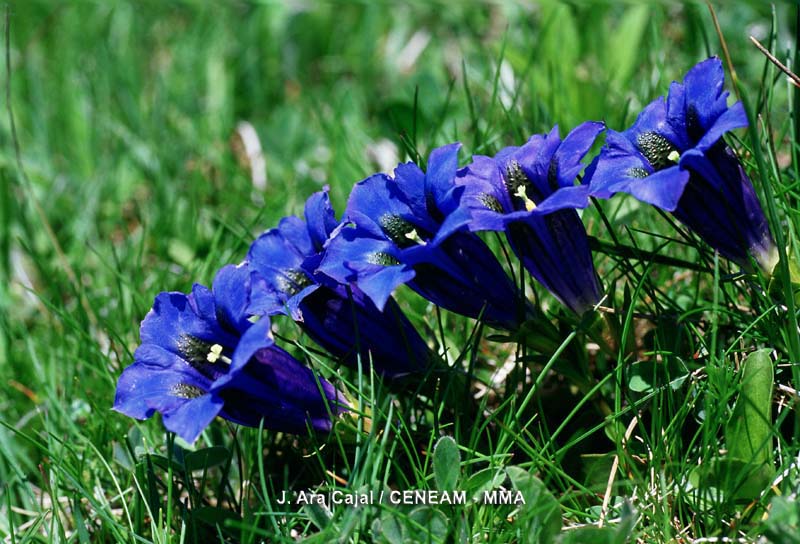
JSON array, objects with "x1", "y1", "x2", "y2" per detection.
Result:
[
  {"x1": 171, "y1": 383, "x2": 206, "y2": 399},
  {"x1": 177, "y1": 334, "x2": 231, "y2": 380},
  {"x1": 546, "y1": 157, "x2": 560, "y2": 192},
  {"x1": 178, "y1": 334, "x2": 215, "y2": 363},
  {"x1": 628, "y1": 167, "x2": 650, "y2": 178},
  {"x1": 278, "y1": 269, "x2": 313, "y2": 296},
  {"x1": 379, "y1": 214, "x2": 425, "y2": 248},
  {"x1": 478, "y1": 193, "x2": 504, "y2": 212},
  {"x1": 636, "y1": 132, "x2": 679, "y2": 171},
  {"x1": 368, "y1": 251, "x2": 401, "y2": 266},
  {"x1": 504, "y1": 160, "x2": 543, "y2": 211},
  {"x1": 425, "y1": 191, "x2": 443, "y2": 222},
  {"x1": 686, "y1": 105, "x2": 704, "y2": 143}
]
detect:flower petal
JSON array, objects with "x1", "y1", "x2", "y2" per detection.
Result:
[
  {"x1": 248, "y1": 221, "x2": 317, "y2": 308},
  {"x1": 585, "y1": 131, "x2": 654, "y2": 198},
  {"x1": 304, "y1": 188, "x2": 339, "y2": 252},
  {"x1": 506, "y1": 212, "x2": 601, "y2": 314},
  {"x1": 622, "y1": 166, "x2": 691, "y2": 211},
  {"x1": 139, "y1": 291, "x2": 236, "y2": 356},
  {"x1": 113, "y1": 346, "x2": 224, "y2": 444},
  {"x1": 345, "y1": 173, "x2": 421, "y2": 239},
  {"x1": 553, "y1": 121, "x2": 605, "y2": 186},
  {"x1": 424, "y1": 142, "x2": 462, "y2": 212},
  {"x1": 683, "y1": 57, "x2": 725, "y2": 129},
  {"x1": 211, "y1": 316, "x2": 274, "y2": 388},
  {"x1": 534, "y1": 185, "x2": 592, "y2": 213},
  {"x1": 628, "y1": 97, "x2": 686, "y2": 154},
  {"x1": 162, "y1": 394, "x2": 225, "y2": 444},
  {"x1": 319, "y1": 227, "x2": 415, "y2": 310},
  {"x1": 695, "y1": 102, "x2": 748, "y2": 151},
  {"x1": 510, "y1": 127, "x2": 561, "y2": 199},
  {"x1": 113, "y1": 346, "x2": 209, "y2": 419},
  {"x1": 355, "y1": 265, "x2": 416, "y2": 311},
  {"x1": 248, "y1": 224, "x2": 306, "y2": 282},
  {"x1": 212, "y1": 264, "x2": 253, "y2": 333}
]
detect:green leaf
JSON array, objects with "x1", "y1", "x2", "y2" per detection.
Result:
[
  {"x1": 506, "y1": 466, "x2": 562, "y2": 544},
  {"x1": 191, "y1": 506, "x2": 241, "y2": 529},
  {"x1": 183, "y1": 446, "x2": 230, "y2": 472},
  {"x1": 127, "y1": 426, "x2": 148, "y2": 459},
  {"x1": 764, "y1": 496, "x2": 800, "y2": 544},
  {"x1": 374, "y1": 509, "x2": 406, "y2": 544},
  {"x1": 432, "y1": 436, "x2": 460, "y2": 491},
  {"x1": 580, "y1": 453, "x2": 615, "y2": 492},
  {"x1": 304, "y1": 501, "x2": 333, "y2": 530},
  {"x1": 463, "y1": 466, "x2": 506, "y2": 501},
  {"x1": 627, "y1": 359, "x2": 688, "y2": 393},
  {"x1": 683, "y1": 464, "x2": 727, "y2": 513},
  {"x1": 725, "y1": 348, "x2": 775, "y2": 499},
  {"x1": 147, "y1": 454, "x2": 184, "y2": 473},
  {"x1": 408, "y1": 507, "x2": 448, "y2": 543},
  {"x1": 628, "y1": 369, "x2": 652, "y2": 393},
  {"x1": 72, "y1": 495, "x2": 91, "y2": 544},
  {"x1": 112, "y1": 441, "x2": 134, "y2": 471}
]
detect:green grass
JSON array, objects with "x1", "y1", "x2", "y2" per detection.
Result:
[{"x1": 2, "y1": 1, "x2": 800, "y2": 542}]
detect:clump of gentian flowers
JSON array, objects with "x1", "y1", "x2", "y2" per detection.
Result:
[
  {"x1": 246, "y1": 189, "x2": 433, "y2": 377},
  {"x1": 115, "y1": 56, "x2": 776, "y2": 443},
  {"x1": 320, "y1": 143, "x2": 532, "y2": 330}
]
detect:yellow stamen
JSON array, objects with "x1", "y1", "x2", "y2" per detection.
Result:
[
  {"x1": 514, "y1": 185, "x2": 537, "y2": 212},
  {"x1": 207, "y1": 343, "x2": 224, "y2": 363},
  {"x1": 404, "y1": 228, "x2": 427, "y2": 245},
  {"x1": 667, "y1": 150, "x2": 680, "y2": 163}
]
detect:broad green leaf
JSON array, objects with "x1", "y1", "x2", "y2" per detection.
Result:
[
  {"x1": 433, "y1": 436, "x2": 460, "y2": 491},
  {"x1": 683, "y1": 466, "x2": 727, "y2": 513},
  {"x1": 304, "y1": 501, "x2": 333, "y2": 530},
  {"x1": 408, "y1": 507, "x2": 448, "y2": 542},
  {"x1": 184, "y1": 446, "x2": 230, "y2": 472},
  {"x1": 627, "y1": 359, "x2": 688, "y2": 393},
  {"x1": 506, "y1": 466, "x2": 562, "y2": 544},
  {"x1": 764, "y1": 496, "x2": 800, "y2": 544},
  {"x1": 725, "y1": 348, "x2": 775, "y2": 499},
  {"x1": 628, "y1": 366, "x2": 654, "y2": 393},
  {"x1": 191, "y1": 506, "x2": 241, "y2": 531},
  {"x1": 374, "y1": 509, "x2": 406, "y2": 544},
  {"x1": 463, "y1": 466, "x2": 506, "y2": 501},
  {"x1": 112, "y1": 441, "x2": 134, "y2": 471},
  {"x1": 147, "y1": 454, "x2": 184, "y2": 473},
  {"x1": 580, "y1": 453, "x2": 615, "y2": 492}
]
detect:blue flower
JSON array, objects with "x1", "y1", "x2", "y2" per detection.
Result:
[
  {"x1": 247, "y1": 189, "x2": 432, "y2": 377},
  {"x1": 318, "y1": 143, "x2": 529, "y2": 330},
  {"x1": 584, "y1": 57, "x2": 777, "y2": 272},
  {"x1": 113, "y1": 264, "x2": 346, "y2": 444},
  {"x1": 454, "y1": 123, "x2": 605, "y2": 314}
]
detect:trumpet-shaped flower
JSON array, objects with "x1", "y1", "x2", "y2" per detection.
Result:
[
  {"x1": 247, "y1": 189, "x2": 432, "y2": 377},
  {"x1": 113, "y1": 264, "x2": 345, "y2": 444},
  {"x1": 584, "y1": 57, "x2": 777, "y2": 272},
  {"x1": 454, "y1": 123, "x2": 604, "y2": 314},
  {"x1": 319, "y1": 143, "x2": 529, "y2": 330}
]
